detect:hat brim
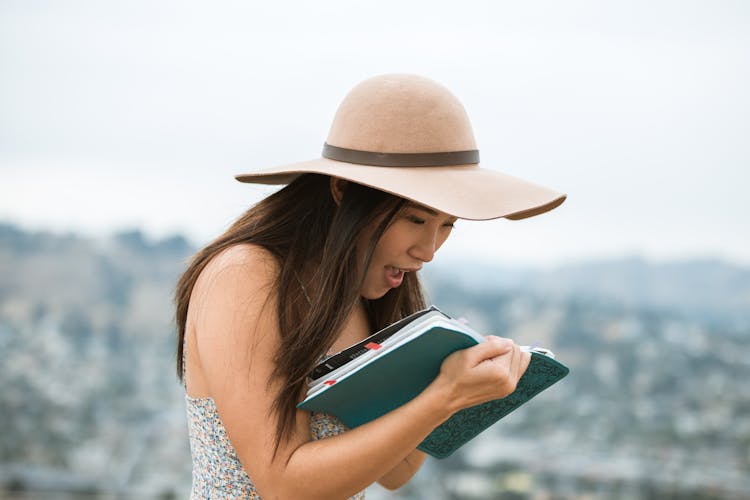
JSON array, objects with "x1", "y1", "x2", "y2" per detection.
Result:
[{"x1": 235, "y1": 158, "x2": 566, "y2": 221}]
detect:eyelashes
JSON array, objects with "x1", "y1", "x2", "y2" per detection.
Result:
[{"x1": 406, "y1": 215, "x2": 456, "y2": 228}]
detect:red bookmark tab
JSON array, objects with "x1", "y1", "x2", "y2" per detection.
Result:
[
  {"x1": 365, "y1": 342, "x2": 382, "y2": 350},
  {"x1": 323, "y1": 380, "x2": 336, "y2": 386}
]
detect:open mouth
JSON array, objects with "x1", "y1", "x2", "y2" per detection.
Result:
[{"x1": 385, "y1": 266, "x2": 406, "y2": 288}]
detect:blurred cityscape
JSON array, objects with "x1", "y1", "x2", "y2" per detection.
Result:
[{"x1": 1, "y1": 222, "x2": 749, "y2": 499}]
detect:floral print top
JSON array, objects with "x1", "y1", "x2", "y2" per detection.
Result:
[{"x1": 185, "y1": 392, "x2": 366, "y2": 498}]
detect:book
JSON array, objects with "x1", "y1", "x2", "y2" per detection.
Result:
[{"x1": 297, "y1": 306, "x2": 569, "y2": 458}]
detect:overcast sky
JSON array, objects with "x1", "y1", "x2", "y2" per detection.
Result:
[{"x1": 1, "y1": 1, "x2": 748, "y2": 267}]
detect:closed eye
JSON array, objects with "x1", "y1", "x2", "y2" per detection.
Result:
[{"x1": 408, "y1": 215, "x2": 426, "y2": 225}]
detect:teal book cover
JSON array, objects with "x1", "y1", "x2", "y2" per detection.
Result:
[{"x1": 297, "y1": 324, "x2": 569, "y2": 458}]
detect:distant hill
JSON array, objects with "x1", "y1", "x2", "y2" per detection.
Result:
[{"x1": 427, "y1": 255, "x2": 750, "y2": 326}]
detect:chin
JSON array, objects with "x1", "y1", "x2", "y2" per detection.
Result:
[{"x1": 361, "y1": 288, "x2": 390, "y2": 301}]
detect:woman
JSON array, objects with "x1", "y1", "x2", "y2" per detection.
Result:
[{"x1": 175, "y1": 74, "x2": 566, "y2": 499}]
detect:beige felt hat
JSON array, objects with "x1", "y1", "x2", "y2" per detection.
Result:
[{"x1": 236, "y1": 73, "x2": 566, "y2": 220}]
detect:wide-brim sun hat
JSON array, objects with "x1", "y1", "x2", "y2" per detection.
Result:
[{"x1": 235, "y1": 73, "x2": 566, "y2": 221}]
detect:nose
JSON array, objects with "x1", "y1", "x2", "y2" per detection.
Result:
[{"x1": 409, "y1": 229, "x2": 439, "y2": 263}]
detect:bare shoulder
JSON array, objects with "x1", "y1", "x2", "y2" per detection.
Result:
[
  {"x1": 215, "y1": 242, "x2": 277, "y2": 267},
  {"x1": 189, "y1": 243, "x2": 281, "y2": 342},
  {"x1": 193, "y1": 243, "x2": 278, "y2": 299},
  {"x1": 202, "y1": 242, "x2": 278, "y2": 282}
]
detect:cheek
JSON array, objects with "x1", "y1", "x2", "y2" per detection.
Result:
[
  {"x1": 371, "y1": 224, "x2": 410, "y2": 259},
  {"x1": 438, "y1": 229, "x2": 453, "y2": 249}
]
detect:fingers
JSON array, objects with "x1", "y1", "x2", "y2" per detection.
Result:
[
  {"x1": 507, "y1": 343, "x2": 521, "y2": 382},
  {"x1": 519, "y1": 350, "x2": 531, "y2": 376},
  {"x1": 485, "y1": 341, "x2": 528, "y2": 397},
  {"x1": 466, "y1": 336, "x2": 513, "y2": 366},
  {"x1": 506, "y1": 346, "x2": 531, "y2": 391},
  {"x1": 438, "y1": 336, "x2": 531, "y2": 410}
]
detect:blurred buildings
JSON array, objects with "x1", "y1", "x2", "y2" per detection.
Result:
[{"x1": 1, "y1": 224, "x2": 749, "y2": 498}]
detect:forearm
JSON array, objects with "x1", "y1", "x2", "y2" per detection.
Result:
[{"x1": 278, "y1": 382, "x2": 451, "y2": 499}]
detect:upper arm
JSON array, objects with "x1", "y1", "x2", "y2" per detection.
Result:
[{"x1": 188, "y1": 244, "x2": 310, "y2": 493}]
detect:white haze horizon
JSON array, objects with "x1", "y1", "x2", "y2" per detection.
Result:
[{"x1": 2, "y1": 1, "x2": 749, "y2": 268}]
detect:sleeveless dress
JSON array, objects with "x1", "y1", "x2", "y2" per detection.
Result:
[{"x1": 184, "y1": 360, "x2": 367, "y2": 498}]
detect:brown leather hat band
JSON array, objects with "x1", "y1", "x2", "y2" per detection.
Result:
[{"x1": 322, "y1": 143, "x2": 479, "y2": 167}]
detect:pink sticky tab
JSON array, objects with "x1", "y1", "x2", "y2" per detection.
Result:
[
  {"x1": 365, "y1": 342, "x2": 382, "y2": 350},
  {"x1": 323, "y1": 380, "x2": 336, "y2": 386}
]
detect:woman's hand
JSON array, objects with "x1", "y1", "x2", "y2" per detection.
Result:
[{"x1": 430, "y1": 336, "x2": 531, "y2": 414}]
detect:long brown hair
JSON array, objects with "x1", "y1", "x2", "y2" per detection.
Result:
[{"x1": 175, "y1": 173, "x2": 426, "y2": 451}]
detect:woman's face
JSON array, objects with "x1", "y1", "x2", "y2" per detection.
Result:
[{"x1": 360, "y1": 202, "x2": 457, "y2": 300}]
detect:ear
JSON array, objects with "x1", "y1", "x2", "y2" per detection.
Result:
[{"x1": 330, "y1": 177, "x2": 348, "y2": 206}]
